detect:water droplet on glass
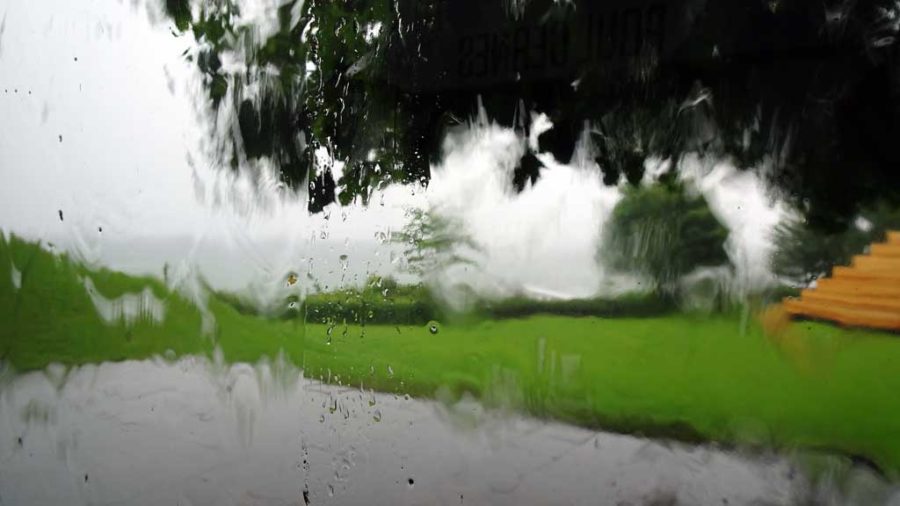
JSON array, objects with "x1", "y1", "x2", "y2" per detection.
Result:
[{"x1": 372, "y1": 409, "x2": 382, "y2": 422}]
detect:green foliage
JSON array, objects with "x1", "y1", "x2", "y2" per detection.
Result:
[
  {"x1": 164, "y1": 0, "x2": 192, "y2": 32},
  {"x1": 213, "y1": 271, "x2": 672, "y2": 324},
  {"x1": 482, "y1": 293, "x2": 673, "y2": 319},
  {"x1": 601, "y1": 183, "x2": 730, "y2": 294},
  {"x1": 163, "y1": 0, "x2": 422, "y2": 210},
  {"x1": 157, "y1": 0, "x2": 900, "y2": 228},
  {"x1": 772, "y1": 202, "x2": 900, "y2": 285},
  {"x1": 393, "y1": 208, "x2": 481, "y2": 278},
  {"x1": 303, "y1": 277, "x2": 439, "y2": 325}
]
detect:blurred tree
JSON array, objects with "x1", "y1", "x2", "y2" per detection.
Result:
[
  {"x1": 392, "y1": 208, "x2": 480, "y2": 279},
  {"x1": 162, "y1": 0, "x2": 900, "y2": 230},
  {"x1": 772, "y1": 202, "x2": 900, "y2": 285},
  {"x1": 600, "y1": 182, "x2": 730, "y2": 294}
]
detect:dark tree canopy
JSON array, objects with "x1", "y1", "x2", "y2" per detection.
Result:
[{"x1": 164, "y1": 0, "x2": 900, "y2": 227}]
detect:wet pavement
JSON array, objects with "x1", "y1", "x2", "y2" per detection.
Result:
[{"x1": 0, "y1": 357, "x2": 895, "y2": 505}]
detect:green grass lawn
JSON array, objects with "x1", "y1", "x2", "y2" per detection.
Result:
[{"x1": 3, "y1": 234, "x2": 900, "y2": 475}]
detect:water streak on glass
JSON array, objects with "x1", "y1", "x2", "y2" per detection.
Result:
[{"x1": 1, "y1": 0, "x2": 900, "y2": 504}]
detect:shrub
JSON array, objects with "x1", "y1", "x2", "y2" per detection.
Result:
[
  {"x1": 600, "y1": 182, "x2": 730, "y2": 294},
  {"x1": 482, "y1": 293, "x2": 674, "y2": 319}
]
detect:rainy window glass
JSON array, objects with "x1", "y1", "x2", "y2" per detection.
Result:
[{"x1": 3, "y1": 0, "x2": 900, "y2": 504}]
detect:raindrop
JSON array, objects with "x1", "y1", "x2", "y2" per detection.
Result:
[
  {"x1": 372, "y1": 409, "x2": 382, "y2": 422},
  {"x1": 387, "y1": 365, "x2": 394, "y2": 377},
  {"x1": 58, "y1": 135, "x2": 63, "y2": 143},
  {"x1": 74, "y1": 56, "x2": 78, "y2": 62},
  {"x1": 84, "y1": 474, "x2": 88, "y2": 483},
  {"x1": 319, "y1": 414, "x2": 325, "y2": 423},
  {"x1": 407, "y1": 477, "x2": 415, "y2": 488},
  {"x1": 97, "y1": 226, "x2": 102, "y2": 233},
  {"x1": 58, "y1": 209, "x2": 64, "y2": 221}
]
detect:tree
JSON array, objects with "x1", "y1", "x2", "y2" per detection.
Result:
[
  {"x1": 162, "y1": 0, "x2": 438, "y2": 212},
  {"x1": 772, "y1": 202, "x2": 900, "y2": 285},
  {"x1": 161, "y1": 0, "x2": 900, "y2": 229},
  {"x1": 600, "y1": 182, "x2": 729, "y2": 294},
  {"x1": 392, "y1": 208, "x2": 480, "y2": 279}
]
